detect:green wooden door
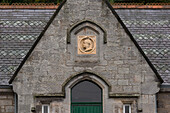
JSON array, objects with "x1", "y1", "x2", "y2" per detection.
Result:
[
  {"x1": 71, "y1": 81, "x2": 102, "y2": 113},
  {"x1": 71, "y1": 103, "x2": 102, "y2": 113}
]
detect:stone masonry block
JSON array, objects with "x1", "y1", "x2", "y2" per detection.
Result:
[
  {"x1": 0, "y1": 96, "x2": 7, "y2": 99},
  {"x1": 123, "y1": 86, "x2": 133, "y2": 93},
  {"x1": 73, "y1": 67, "x2": 85, "y2": 72},
  {"x1": 5, "y1": 106, "x2": 14, "y2": 112},
  {"x1": 142, "y1": 95, "x2": 149, "y2": 104},
  {"x1": 0, "y1": 100, "x2": 12, "y2": 106},
  {"x1": 118, "y1": 67, "x2": 129, "y2": 74},
  {"x1": 114, "y1": 61, "x2": 123, "y2": 65},
  {"x1": 118, "y1": 80, "x2": 128, "y2": 85}
]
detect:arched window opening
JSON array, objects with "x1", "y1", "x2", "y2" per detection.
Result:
[{"x1": 71, "y1": 80, "x2": 102, "y2": 113}]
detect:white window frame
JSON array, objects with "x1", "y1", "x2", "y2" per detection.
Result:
[
  {"x1": 42, "y1": 104, "x2": 50, "y2": 113},
  {"x1": 123, "y1": 104, "x2": 131, "y2": 113}
]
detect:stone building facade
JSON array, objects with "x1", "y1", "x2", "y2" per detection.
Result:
[
  {"x1": 0, "y1": 0, "x2": 170, "y2": 113},
  {"x1": 0, "y1": 87, "x2": 15, "y2": 113},
  {"x1": 157, "y1": 87, "x2": 170, "y2": 113},
  {"x1": 10, "y1": 0, "x2": 162, "y2": 112}
]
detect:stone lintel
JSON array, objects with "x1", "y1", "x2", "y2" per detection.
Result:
[
  {"x1": 109, "y1": 93, "x2": 140, "y2": 98},
  {"x1": 34, "y1": 93, "x2": 65, "y2": 98}
]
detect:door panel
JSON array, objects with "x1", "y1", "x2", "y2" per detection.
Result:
[{"x1": 71, "y1": 103, "x2": 102, "y2": 113}]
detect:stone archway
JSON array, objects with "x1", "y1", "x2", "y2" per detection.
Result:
[
  {"x1": 71, "y1": 80, "x2": 102, "y2": 113},
  {"x1": 62, "y1": 72, "x2": 111, "y2": 113}
]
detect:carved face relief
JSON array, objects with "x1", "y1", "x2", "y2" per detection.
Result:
[{"x1": 78, "y1": 36, "x2": 96, "y2": 54}]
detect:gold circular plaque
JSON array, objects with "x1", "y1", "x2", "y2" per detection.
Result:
[{"x1": 79, "y1": 36, "x2": 95, "y2": 54}]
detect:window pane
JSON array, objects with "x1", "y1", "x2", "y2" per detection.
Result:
[
  {"x1": 72, "y1": 81, "x2": 102, "y2": 102},
  {"x1": 125, "y1": 105, "x2": 130, "y2": 113},
  {"x1": 44, "y1": 106, "x2": 48, "y2": 113}
]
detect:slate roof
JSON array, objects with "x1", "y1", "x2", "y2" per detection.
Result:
[
  {"x1": 115, "y1": 9, "x2": 170, "y2": 85},
  {"x1": 0, "y1": 9, "x2": 169, "y2": 85},
  {"x1": 0, "y1": 9, "x2": 55, "y2": 85}
]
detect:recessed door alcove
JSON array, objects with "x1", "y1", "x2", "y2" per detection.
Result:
[{"x1": 71, "y1": 80, "x2": 102, "y2": 113}]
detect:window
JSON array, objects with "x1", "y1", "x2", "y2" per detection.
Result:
[
  {"x1": 123, "y1": 104, "x2": 131, "y2": 113},
  {"x1": 71, "y1": 80, "x2": 102, "y2": 113},
  {"x1": 42, "y1": 105, "x2": 50, "y2": 113},
  {"x1": 71, "y1": 80, "x2": 102, "y2": 102}
]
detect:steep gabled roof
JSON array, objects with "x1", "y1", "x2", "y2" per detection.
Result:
[
  {"x1": 115, "y1": 9, "x2": 170, "y2": 85},
  {"x1": 0, "y1": 1, "x2": 169, "y2": 85},
  {"x1": 105, "y1": 0, "x2": 164, "y2": 83},
  {"x1": 0, "y1": 9, "x2": 55, "y2": 85}
]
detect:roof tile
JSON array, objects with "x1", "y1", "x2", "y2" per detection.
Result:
[
  {"x1": 116, "y1": 9, "x2": 170, "y2": 85},
  {"x1": 0, "y1": 9, "x2": 55, "y2": 85}
]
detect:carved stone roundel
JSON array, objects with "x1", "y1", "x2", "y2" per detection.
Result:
[{"x1": 78, "y1": 36, "x2": 96, "y2": 54}]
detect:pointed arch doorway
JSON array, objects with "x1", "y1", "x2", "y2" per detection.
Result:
[{"x1": 71, "y1": 80, "x2": 103, "y2": 113}]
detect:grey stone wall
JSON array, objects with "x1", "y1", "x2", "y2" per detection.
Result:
[
  {"x1": 0, "y1": 88, "x2": 14, "y2": 113},
  {"x1": 157, "y1": 88, "x2": 170, "y2": 113},
  {"x1": 12, "y1": 0, "x2": 160, "y2": 113}
]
